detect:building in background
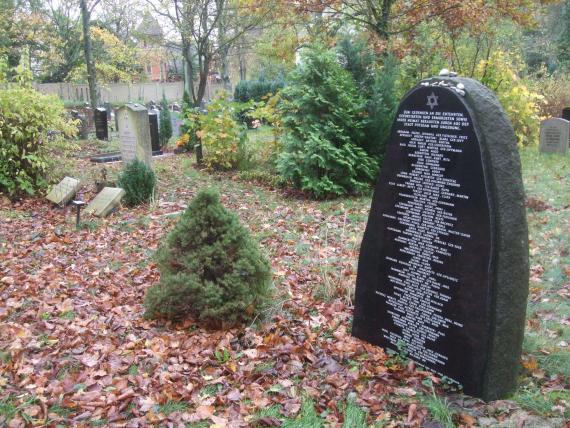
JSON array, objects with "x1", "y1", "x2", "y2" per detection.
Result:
[{"x1": 136, "y1": 12, "x2": 169, "y2": 82}]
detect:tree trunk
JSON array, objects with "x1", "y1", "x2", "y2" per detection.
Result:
[
  {"x1": 80, "y1": 0, "x2": 98, "y2": 110},
  {"x1": 182, "y1": 39, "x2": 196, "y2": 102}
]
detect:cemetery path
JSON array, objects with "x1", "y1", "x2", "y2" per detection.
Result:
[{"x1": 0, "y1": 151, "x2": 568, "y2": 427}]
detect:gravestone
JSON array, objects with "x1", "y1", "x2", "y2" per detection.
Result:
[
  {"x1": 95, "y1": 107, "x2": 108, "y2": 140},
  {"x1": 562, "y1": 107, "x2": 570, "y2": 122},
  {"x1": 104, "y1": 102, "x2": 112, "y2": 121},
  {"x1": 85, "y1": 187, "x2": 125, "y2": 217},
  {"x1": 71, "y1": 110, "x2": 89, "y2": 139},
  {"x1": 539, "y1": 118, "x2": 569, "y2": 154},
  {"x1": 352, "y1": 76, "x2": 528, "y2": 401},
  {"x1": 46, "y1": 177, "x2": 81, "y2": 206},
  {"x1": 113, "y1": 107, "x2": 119, "y2": 131},
  {"x1": 171, "y1": 111, "x2": 182, "y2": 138},
  {"x1": 117, "y1": 104, "x2": 152, "y2": 166},
  {"x1": 148, "y1": 112, "x2": 161, "y2": 154}
]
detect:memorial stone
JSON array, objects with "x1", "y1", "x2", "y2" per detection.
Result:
[
  {"x1": 352, "y1": 76, "x2": 528, "y2": 401},
  {"x1": 148, "y1": 112, "x2": 161, "y2": 153},
  {"x1": 85, "y1": 187, "x2": 125, "y2": 217},
  {"x1": 562, "y1": 107, "x2": 570, "y2": 122},
  {"x1": 117, "y1": 104, "x2": 152, "y2": 166},
  {"x1": 171, "y1": 111, "x2": 182, "y2": 138},
  {"x1": 104, "y1": 102, "x2": 112, "y2": 121},
  {"x1": 95, "y1": 107, "x2": 108, "y2": 140},
  {"x1": 539, "y1": 118, "x2": 569, "y2": 154},
  {"x1": 71, "y1": 110, "x2": 89, "y2": 139},
  {"x1": 46, "y1": 177, "x2": 81, "y2": 206},
  {"x1": 114, "y1": 107, "x2": 119, "y2": 131}
]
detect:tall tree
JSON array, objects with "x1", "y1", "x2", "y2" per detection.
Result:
[
  {"x1": 80, "y1": 0, "x2": 101, "y2": 109},
  {"x1": 146, "y1": 0, "x2": 270, "y2": 106}
]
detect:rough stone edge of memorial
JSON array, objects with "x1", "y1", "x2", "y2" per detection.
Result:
[{"x1": 447, "y1": 77, "x2": 529, "y2": 401}]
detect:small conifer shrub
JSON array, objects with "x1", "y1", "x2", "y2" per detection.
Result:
[
  {"x1": 117, "y1": 159, "x2": 156, "y2": 206},
  {"x1": 144, "y1": 188, "x2": 272, "y2": 326},
  {"x1": 159, "y1": 94, "x2": 173, "y2": 147}
]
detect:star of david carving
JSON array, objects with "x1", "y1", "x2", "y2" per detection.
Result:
[{"x1": 426, "y1": 92, "x2": 439, "y2": 110}]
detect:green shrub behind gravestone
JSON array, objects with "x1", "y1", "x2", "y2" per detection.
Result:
[
  {"x1": 117, "y1": 159, "x2": 156, "y2": 206},
  {"x1": 277, "y1": 45, "x2": 379, "y2": 198},
  {"x1": 144, "y1": 188, "x2": 272, "y2": 326},
  {"x1": 159, "y1": 94, "x2": 172, "y2": 147}
]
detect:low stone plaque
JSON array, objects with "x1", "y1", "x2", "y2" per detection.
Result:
[
  {"x1": 539, "y1": 118, "x2": 569, "y2": 154},
  {"x1": 118, "y1": 104, "x2": 152, "y2": 166},
  {"x1": 46, "y1": 177, "x2": 81, "y2": 206},
  {"x1": 85, "y1": 187, "x2": 125, "y2": 217},
  {"x1": 95, "y1": 107, "x2": 108, "y2": 140},
  {"x1": 353, "y1": 77, "x2": 528, "y2": 401}
]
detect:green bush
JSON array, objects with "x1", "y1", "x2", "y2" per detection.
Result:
[
  {"x1": 234, "y1": 79, "x2": 284, "y2": 103},
  {"x1": 159, "y1": 94, "x2": 172, "y2": 147},
  {"x1": 0, "y1": 86, "x2": 76, "y2": 196},
  {"x1": 277, "y1": 45, "x2": 379, "y2": 198},
  {"x1": 196, "y1": 95, "x2": 246, "y2": 170},
  {"x1": 117, "y1": 159, "x2": 156, "y2": 206},
  {"x1": 144, "y1": 188, "x2": 272, "y2": 326},
  {"x1": 337, "y1": 37, "x2": 399, "y2": 159}
]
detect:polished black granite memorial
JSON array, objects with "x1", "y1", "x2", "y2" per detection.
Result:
[
  {"x1": 95, "y1": 107, "x2": 108, "y2": 140},
  {"x1": 352, "y1": 77, "x2": 528, "y2": 401},
  {"x1": 148, "y1": 112, "x2": 162, "y2": 154}
]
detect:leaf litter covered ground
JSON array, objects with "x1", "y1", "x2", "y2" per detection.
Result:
[{"x1": 0, "y1": 146, "x2": 568, "y2": 427}]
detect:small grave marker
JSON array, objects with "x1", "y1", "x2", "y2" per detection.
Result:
[
  {"x1": 46, "y1": 177, "x2": 81, "y2": 206},
  {"x1": 85, "y1": 187, "x2": 125, "y2": 217},
  {"x1": 118, "y1": 104, "x2": 152, "y2": 166},
  {"x1": 352, "y1": 76, "x2": 528, "y2": 401},
  {"x1": 539, "y1": 118, "x2": 569, "y2": 154}
]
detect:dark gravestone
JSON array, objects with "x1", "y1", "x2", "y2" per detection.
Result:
[
  {"x1": 95, "y1": 107, "x2": 108, "y2": 140},
  {"x1": 148, "y1": 112, "x2": 162, "y2": 155},
  {"x1": 352, "y1": 77, "x2": 528, "y2": 401},
  {"x1": 104, "y1": 102, "x2": 112, "y2": 121},
  {"x1": 562, "y1": 107, "x2": 570, "y2": 122},
  {"x1": 71, "y1": 110, "x2": 89, "y2": 139}
]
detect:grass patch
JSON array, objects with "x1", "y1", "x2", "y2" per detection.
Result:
[
  {"x1": 155, "y1": 400, "x2": 189, "y2": 415},
  {"x1": 513, "y1": 386, "x2": 570, "y2": 418},
  {"x1": 421, "y1": 392, "x2": 455, "y2": 428},
  {"x1": 342, "y1": 397, "x2": 367, "y2": 428}
]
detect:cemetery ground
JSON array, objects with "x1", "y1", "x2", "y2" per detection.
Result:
[{"x1": 0, "y1": 141, "x2": 568, "y2": 427}]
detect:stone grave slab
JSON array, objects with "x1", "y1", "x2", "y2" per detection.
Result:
[
  {"x1": 352, "y1": 77, "x2": 528, "y2": 401},
  {"x1": 46, "y1": 177, "x2": 81, "y2": 206},
  {"x1": 117, "y1": 104, "x2": 152, "y2": 166},
  {"x1": 539, "y1": 118, "x2": 569, "y2": 154},
  {"x1": 171, "y1": 111, "x2": 182, "y2": 138},
  {"x1": 95, "y1": 107, "x2": 108, "y2": 140},
  {"x1": 148, "y1": 111, "x2": 161, "y2": 153},
  {"x1": 85, "y1": 187, "x2": 125, "y2": 217},
  {"x1": 90, "y1": 151, "x2": 122, "y2": 163}
]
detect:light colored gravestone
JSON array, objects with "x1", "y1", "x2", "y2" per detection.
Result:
[
  {"x1": 85, "y1": 187, "x2": 125, "y2": 217},
  {"x1": 46, "y1": 177, "x2": 81, "y2": 206},
  {"x1": 171, "y1": 111, "x2": 182, "y2": 138},
  {"x1": 539, "y1": 118, "x2": 569, "y2": 154},
  {"x1": 117, "y1": 104, "x2": 152, "y2": 166}
]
